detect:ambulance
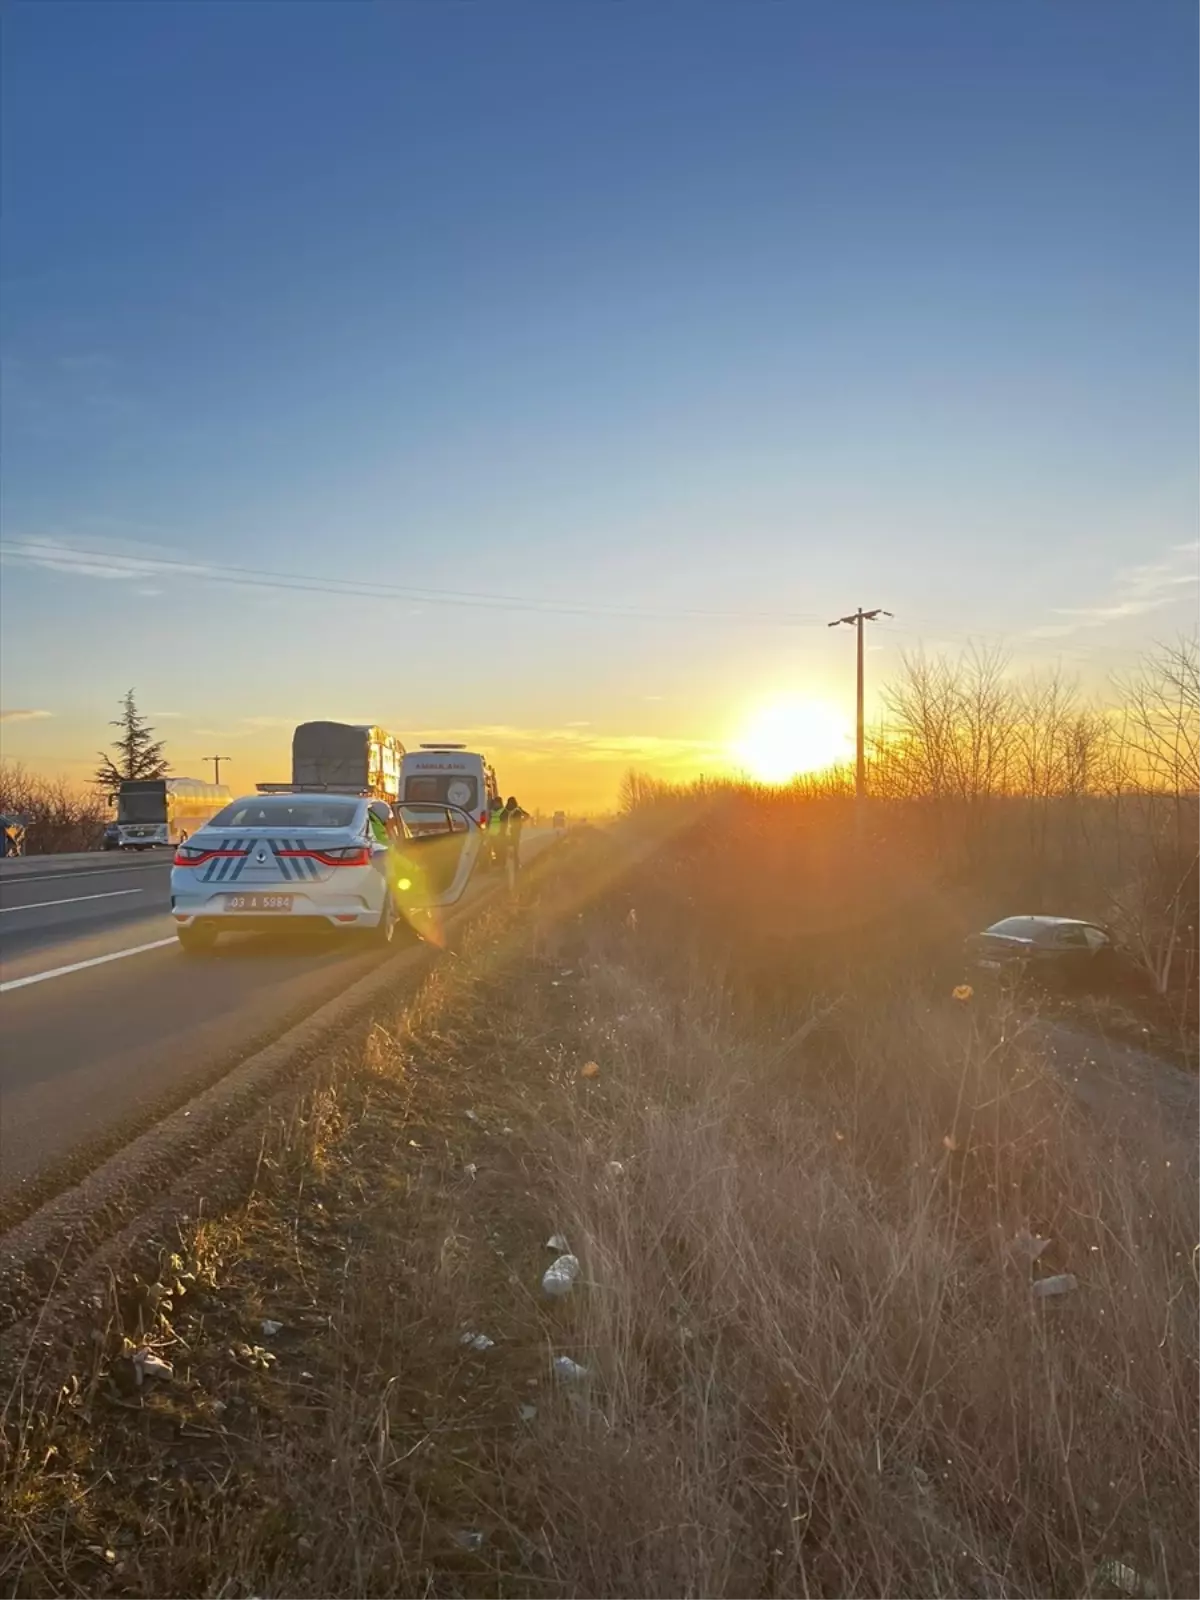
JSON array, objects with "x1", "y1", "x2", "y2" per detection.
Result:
[{"x1": 399, "y1": 745, "x2": 498, "y2": 832}]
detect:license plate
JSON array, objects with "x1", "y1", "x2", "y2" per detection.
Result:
[{"x1": 225, "y1": 893, "x2": 294, "y2": 913}]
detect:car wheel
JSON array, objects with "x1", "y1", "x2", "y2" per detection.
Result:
[
  {"x1": 177, "y1": 923, "x2": 218, "y2": 955},
  {"x1": 369, "y1": 892, "x2": 397, "y2": 948}
]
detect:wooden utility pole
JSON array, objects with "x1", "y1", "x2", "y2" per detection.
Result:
[
  {"x1": 204, "y1": 755, "x2": 232, "y2": 784},
  {"x1": 828, "y1": 607, "x2": 892, "y2": 799}
]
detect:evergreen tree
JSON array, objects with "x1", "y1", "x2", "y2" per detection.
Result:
[{"x1": 93, "y1": 689, "x2": 169, "y2": 791}]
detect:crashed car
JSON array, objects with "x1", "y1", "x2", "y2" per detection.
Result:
[{"x1": 964, "y1": 915, "x2": 1119, "y2": 990}]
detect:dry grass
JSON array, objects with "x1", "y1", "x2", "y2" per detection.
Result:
[{"x1": 1, "y1": 827, "x2": 1195, "y2": 1598}]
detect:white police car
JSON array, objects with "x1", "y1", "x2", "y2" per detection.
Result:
[{"x1": 170, "y1": 792, "x2": 480, "y2": 954}]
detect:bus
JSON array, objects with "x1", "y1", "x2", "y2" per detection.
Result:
[
  {"x1": 106, "y1": 778, "x2": 233, "y2": 850},
  {"x1": 288, "y1": 722, "x2": 406, "y2": 802}
]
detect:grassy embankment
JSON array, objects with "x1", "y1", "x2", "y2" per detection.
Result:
[{"x1": 2, "y1": 821, "x2": 1195, "y2": 1598}]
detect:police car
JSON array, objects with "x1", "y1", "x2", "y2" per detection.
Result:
[{"x1": 170, "y1": 790, "x2": 481, "y2": 954}]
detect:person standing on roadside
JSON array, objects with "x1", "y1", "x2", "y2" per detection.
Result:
[
  {"x1": 501, "y1": 795, "x2": 529, "y2": 881},
  {"x1": 486, "y1": 793, "x2": 507, "y2": 872}
]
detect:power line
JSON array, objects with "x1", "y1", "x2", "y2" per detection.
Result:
[
  {"x1": 0, "y1": 539, "x2": 828, "y2": 626},
  {"x1": 0, "y1": 539, "x2": 1173, "y2": 660}
]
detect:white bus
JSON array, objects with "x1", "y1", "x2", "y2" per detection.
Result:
[{"x1": 107, "y1": 778, "x2": 233, "y2": 850}]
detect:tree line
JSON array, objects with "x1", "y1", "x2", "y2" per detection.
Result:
[
  {"x1": 621, "y1": 637, "x2": 1199, "y2": 1002},
  {"x1": 1, "y1": 691, "x2": 168, "y2": 854}
]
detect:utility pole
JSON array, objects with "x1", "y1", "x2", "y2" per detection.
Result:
[
  {"x1": 203, "y1": 755, "x2": 232, "y2": 785},
  {"x1": 828, "y1": 607, "x2": 892, "y2": 800}
]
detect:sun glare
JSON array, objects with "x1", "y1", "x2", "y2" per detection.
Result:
[{"x1": 733, "y1": 699, "x2": 853, "y2": 784}]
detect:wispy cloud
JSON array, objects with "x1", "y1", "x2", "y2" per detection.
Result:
[
  {"x1": 149, "y1": 711, "x2": 183, "y2": 719},
  {"x1": 404, "y1": 724, "x2": 722, "y2": 770},
  {"x1": 0, "y1": 708, "x2": 53, "y2": 722},
  {"x1": 0, "y1": 535, "x2": 184, "y2": 583},
  {"x1": 187, "y1": 715, "x2": 298, "y2": 739},
  {"x1": 1030, "y1": 543, "x2": 1199, "y2": 639}
]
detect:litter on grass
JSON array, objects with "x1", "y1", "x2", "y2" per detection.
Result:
[
  {"x1": 546, "y1": 1233, "x2": 570, "y2": 1251},
  {"x1": 460, "y1": 1331, "x2": 495, "y2": 1351},
  {"x1": 454, "y1": 1530, "x2": 485, "y2": 1553},
  {"x1": 131, "y1": 1349, "x2": 173, "y2": 1385},
  {"x1": 542, "y1": 1254, "x2": 581, "y2": 1297},
  {"x1": 552, "y1": 1355, "x2": 590, "y2": 1382},
  {"x1": 1010, "y1": 1229, "x2": 1052, "y2": 1263},
  {"x1": 1093, "y1": 1559, "x2": 1142, "y2": 1595},
  {"x1": 260, "y1": 1319, "x2": 283, "y2": 1338},
  {"x1": 1031, "y1": 1273, "x2": 1078, "y2": 1298}
]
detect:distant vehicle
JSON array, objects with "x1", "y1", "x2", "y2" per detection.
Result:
[
  {"x1": 552, "y1": 810, "x2": 566, "y2": 831},
  {"x1": 400, "y1": 745, "x2": 498, "y2": 833},
  {"x1": 106, "y1": 778, "x2": 232, "y2": 850},
  {"x1": 964, "y1": 915, "x2": 1119, "y2": 990},
  {"x1": 170, "y1": 791, "x2": 481, "y2": 953},
  {"x1": 0, "y1": 814, "x2": 27, "y2": 857},
  {"x1": 288, "y1": 722, "x2": 405, "y2": 802}
]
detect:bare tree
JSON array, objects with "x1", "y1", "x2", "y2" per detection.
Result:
[{"x1": 0, "y1": 762, "x2": 108, "y2": 854}]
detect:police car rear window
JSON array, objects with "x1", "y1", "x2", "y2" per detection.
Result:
[
  {"x1": 210, "y1": 799, "x2": 360, "y2": 829},
  {"x1": 404, "y1": 774, "x2": 479, "y2": 810}
]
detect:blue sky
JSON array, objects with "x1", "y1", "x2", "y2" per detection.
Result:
[{"x1": 1, "y1": 1, "x2": 1196, "y2": 804}]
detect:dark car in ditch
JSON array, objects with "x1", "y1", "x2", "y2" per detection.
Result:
[{"x1": 964, "y1": 915, "x2": 1121, "y2": 991}]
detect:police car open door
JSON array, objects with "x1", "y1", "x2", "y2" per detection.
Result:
[{"x1": 390, "y1": 801, "x2": 483, "y2": 911}]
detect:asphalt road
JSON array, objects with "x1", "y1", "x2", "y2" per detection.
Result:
[{"x1": 0, "y1": 839, "x2": 546, "y2": 1192}]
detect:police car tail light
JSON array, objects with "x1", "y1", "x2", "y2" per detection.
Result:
[
  {"x1": 278, "y1": 844, "x2": 371, "y2": 868},
  {"x1": 174, "y1": 843, "x2": 245, "y2": 866}
]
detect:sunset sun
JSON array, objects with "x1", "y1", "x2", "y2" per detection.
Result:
[{"x1": 733, "y1": 699, "x2": 853, "y2": 784}]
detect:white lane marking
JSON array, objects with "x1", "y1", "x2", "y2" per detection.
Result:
[
  {"x1": 0, "y1": 888, "x2": 144, "y2": 914},
  {"x1": 0, "y1": 937, "x2": 176, "y2": 993}
]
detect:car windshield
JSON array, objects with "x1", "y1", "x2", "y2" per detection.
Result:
[
  {"x1": 208, "y1": 799, "x2": 360, "y2": 830},
  {"x1": 987, "y1": 918, "x2": 1040, "y2": 939},
  {"x1": 117, "y1": 794, "x2": 167, "y2": 823}
]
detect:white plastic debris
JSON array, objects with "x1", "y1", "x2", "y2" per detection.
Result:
[
  {"x1": 546, "y1": 1233, "x2": 570, "y2": 1252},
  {"x1": 464, "y1": 1109, "x2": 479, "y2": 1122},
  {"x1": 605, "y1": 1160, "x2": 626, "y2": 1177},
  {"x1": 464, "y1": 1162, "x2": 478, "y2": 1180},
  {"x1": 460, "y1": 1331, "x2": 495, "y2": 1351},
  {"x1": 261, "y1": 1319, "x2": 283, "y2": 1338},
  {"x1": 552, "y1": 1355, "x2": 589, "y2": 1382},
  {"x1": 454, "y1": 1529, "x2": 484, "y2": 1552},
  {"x1": 542, "y1": 1254, "x2": 581, "y2": 1297},
  {"x1": 1093, "y1": 1559, "x2": 1141, "y2": 1595},
  {"x1": 131, "y1": 1348, "x2": 173, "y2": 1385},
  {"x1": 519, "y1": 1402, "x2": 538, "y2": 1422},
  {"x1": 1031, "y1": 1273, "x2": 1078, "y2": 1298}
]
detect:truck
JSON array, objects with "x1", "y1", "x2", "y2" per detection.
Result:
[
  {"x1": 277, "y1": 722, "x2": 407, "y2": 802},
  {"x1": 105, "y1": 777, "x2": 233, "y2": 850}
]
